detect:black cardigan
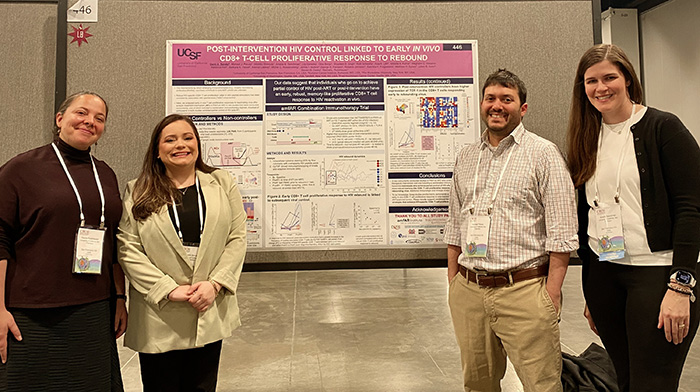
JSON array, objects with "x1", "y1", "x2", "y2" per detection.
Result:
[{"x1": 577, "y1": 107, "x2": 700, "y2": 276}]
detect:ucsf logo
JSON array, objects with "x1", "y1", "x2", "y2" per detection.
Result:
[{"x1": 177, "y1": 48, "x2": 202, "y2": 60}]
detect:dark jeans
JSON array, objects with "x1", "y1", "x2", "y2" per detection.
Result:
[
  {"x1": 139, "y1": 340, "x2": 223, "y2": 392},
  {"x1": 583, "y1": 259, "x2": 700, "y2": 392}
]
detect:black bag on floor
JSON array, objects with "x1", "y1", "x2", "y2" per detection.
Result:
[{"x1": 562, "y1": 343, "x2": 619, "y2": 392}]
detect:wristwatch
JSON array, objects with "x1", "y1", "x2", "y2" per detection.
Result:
[{"x1": 670, "y1": 270, "x2": 697, "y2": 288}]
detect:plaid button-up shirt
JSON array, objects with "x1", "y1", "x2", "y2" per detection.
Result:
[{"x1": 444, "y1": 123, "x2": 578, "y2": 271}]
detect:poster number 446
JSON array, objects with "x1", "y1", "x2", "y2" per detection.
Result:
[{"x1": 67, "y1": 0, "x2": 98, "y2": 23}]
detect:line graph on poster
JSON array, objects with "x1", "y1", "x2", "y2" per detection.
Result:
[
  {"x1": 270, "y1": 201, "x2": 312, "y2": 235},
  {"x1": 321, "y1": 157, "x2": 383, "y2": 190},
  {"x1": 204, "y1": 141, "x2": 260, "y2": 167},
  {"x1": 312, "y1": 203, "x2": 351, "y2": 235}
]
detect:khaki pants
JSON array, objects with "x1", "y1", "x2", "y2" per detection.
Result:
[{"x1": 448, "y1": 272, "x2": 562, "y2": 392}]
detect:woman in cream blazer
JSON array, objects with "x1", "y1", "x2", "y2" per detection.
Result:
[{"x1": 117, "y1": 114, "x2": 246, "y2": 391}]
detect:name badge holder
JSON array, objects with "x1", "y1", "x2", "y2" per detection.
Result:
[
  {"x1": 464, "y1": 145, "x2": 516, "y2": 258},
  {"x1": 74, "y1": 226, "x2": 106, "y2": 274},
  {"x1": 52, "y1": 143, "x2": 106, "y2": 274},
  {"x1": 592, "y1": 105, "x2": 635, "y2": 262},
  {"x1": 594, "y1": 203, "x2": 625, "y2": 261},
  {"x1": 464, "y1": 215, "x2": 490, "y2": 257},
  {"x1": 171, "y1": 177, "x2": 204, "y2": 267}
]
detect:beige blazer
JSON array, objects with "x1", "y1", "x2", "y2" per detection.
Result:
[{"x1": 117, "y1": 170, "x2": 246, "y2": 353}]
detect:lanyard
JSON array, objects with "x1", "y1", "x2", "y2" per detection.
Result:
[
  {"x1": 469, "y1": 141, "x2": 517, "y2": 215},
  {"x1": 52, "y1": 143, "x2": 106, "y2": 228},
  {"x1": 593, "y1": 104, "x2": 636, "y2": 207},
  {"x1": 170, "y1": 176, "x2": 204, "y2": 243}
]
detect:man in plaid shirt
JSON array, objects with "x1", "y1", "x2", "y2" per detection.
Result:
[{"x1": 444, "y1": 69, "x2": 578, "y2": 392}]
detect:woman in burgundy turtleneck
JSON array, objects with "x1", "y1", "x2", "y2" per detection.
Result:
[{"x1": 0, "y1": 92, "x2": 127, "y2": 391}]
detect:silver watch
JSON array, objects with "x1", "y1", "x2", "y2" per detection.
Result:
[{"x1": 670, "y1": 270, "x2": 697, "y2": 288}]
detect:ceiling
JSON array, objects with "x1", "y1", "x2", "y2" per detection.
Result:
[{"x1": 601, "y1": 0, "x2": 669, "y2": 12}]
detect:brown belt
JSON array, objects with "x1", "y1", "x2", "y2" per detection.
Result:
[{"x1": 459, "y1": 264, "x2": 549, "y2": 288}]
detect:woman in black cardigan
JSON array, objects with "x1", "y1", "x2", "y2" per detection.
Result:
[{"x1": 567, "y1": 44, "x2": 700, "y2": 392}]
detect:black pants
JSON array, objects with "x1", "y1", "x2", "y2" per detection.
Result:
[
  {"x1": 583, "y1": 259, "x2": 700, "y2": 392},
  {"x1": 139, "y1": 340, "x2": 222, "y2": 392}
]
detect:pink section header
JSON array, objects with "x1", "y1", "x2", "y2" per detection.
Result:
[{"x1": 172, "y1": 42, "x2": 474, "y2": 79}]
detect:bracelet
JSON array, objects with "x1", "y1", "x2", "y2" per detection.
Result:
[
  {"x1": 671, "y1": 278, "x2": 694, "y2": 289},
  {"x1": 668, "y1": 283, "x2": 696, "y2": 303},
  {"x1": 115, "y1": 294, "x2": 127, "y2": 301},
  {"x1": 668, "y1": 284, "x2": 691, "y2": 295}
]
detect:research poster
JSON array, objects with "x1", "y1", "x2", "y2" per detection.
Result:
[{"x1": 166, "y1": 41, "x2": 479, "y2": 250}]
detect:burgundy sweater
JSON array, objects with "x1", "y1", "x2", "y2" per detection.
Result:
[{"x1": 0, "y1": 139, "x2": 122, "y2": 308}]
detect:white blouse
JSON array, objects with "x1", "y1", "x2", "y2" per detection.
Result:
[{"x1": 585, "y1": 106, "x2": 673, "y2": 266}]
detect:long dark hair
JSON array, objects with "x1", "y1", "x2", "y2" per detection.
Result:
[
  {"x1": 131, "y1": 114, "x2": 215, "y2": 220},
  {"x1": 566, "y1": 44, "x2": 644, "y2": 188}
]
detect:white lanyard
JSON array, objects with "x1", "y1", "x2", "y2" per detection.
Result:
[
  {"x1": 170, "y1": 176, "x2": 204, "y2": 242},
  {"x1": 593, "y1": 104, "x2": 636, "y2": 207},
  {"x1": 52, "y1": 143, "x2": 106, "y2": 228},
  {"x1": 469, "y1": 142, "x2": 517, "y2": 215}
]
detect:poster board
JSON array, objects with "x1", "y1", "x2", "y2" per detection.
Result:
[{"x1": 166, "y1": 40, "x2": 479, "y2": 252}]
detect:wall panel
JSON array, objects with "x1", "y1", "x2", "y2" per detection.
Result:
[{"x1": 1, "y1": 1, "x2": 593, "y2": 264}]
